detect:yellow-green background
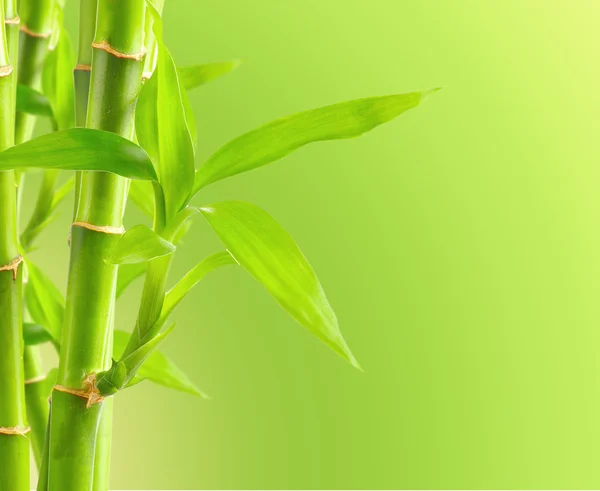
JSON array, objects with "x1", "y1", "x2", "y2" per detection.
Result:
[{"x1": 22, "y1": 0, "x2": 600, "y2": 488}]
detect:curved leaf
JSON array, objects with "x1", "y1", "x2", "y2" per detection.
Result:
[
  {"x1": 0, "y1": 128, "x2": 157, "y2": 180},
  {"x1": 23, "y1": 323, "x2": 54, "y2": 346},
  {"x1": 137, "y1": 3, "x2": 195, "y2": 220},
  {"x1": 25, "y1": 260, "x2": 64, "y2": 343},
  {"x1": 116, "y1": 263, "x2": 148, "y2": 298},
  {"x1": 178, "y1": 60, "x2": 241, "y2": 91},
  {"x1": 192, "y1": 89, "x2": 439, "y2": 196},
  {"x1": 200, "y1": 201, "x2": 360, "y2": 369},
  {"x1": 162, "y1": 251, "x2": 237, "y2": 321},
  {"x1": 105, "y1": 225, "x2": 175, "y2": 265},
  {"x1": 16, "y1": 85, "x2": 53, "y2": 119}
]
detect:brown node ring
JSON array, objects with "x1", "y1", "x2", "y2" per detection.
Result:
[
  {"x1": 4, "y1": 16, "x2": 20, "y2": 25},
  {"x1": 0, "y1": 426, "x2": 30, "y2": 436},
  {"x1": 25, "y1": 374, "x2": 47, "y2": 385},
  {"x1": 72, "y1": 221, "x2": 125, "y2": 235},
  {"x1": 74, "y1": 63, "x2": 92, "y2": 72},
  {"x1": 92, "y1": 40, "x2": 146, "y2": 61},
  {"x1": 19, "y1": 24, "x2": 52, "y2": 38},
  {"x1": 0, "y1": 255, "x2": 23, "y2": 281},
  {"x1": 54, "y1": 374, "x2": 105, "y2": 409}
]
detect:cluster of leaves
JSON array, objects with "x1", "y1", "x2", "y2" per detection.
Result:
[{"x1": 3, "y1": 0, "x2": 437, "y2": 400}]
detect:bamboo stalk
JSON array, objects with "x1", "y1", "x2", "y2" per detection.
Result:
[
  {"x1": 0, "y1": 1, "x2": 28, "y2": 489},
  {"x1": 14, "y1": 0, "x2": 56, "y2": 470},
  {"x1": 48, "y1": 2, "x2": 147, "y2": 489},
  {"x1": 15, "y1": 0, "x2": 53, "y2": 144}
]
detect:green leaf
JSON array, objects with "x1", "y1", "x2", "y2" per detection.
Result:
[
  {"x1": 0, "y1": 128, "x2": 157, "y2": 181},
  {"x1": 23, "y1": 323, "x2": 54, "y2": 346},
  {"x1": 162, "y1": 251, "x2": 237, "y2": 321},
  {"x1": 128, "y1": 179, "x2": 155, "y2": 218},
  {"x1": 200, "y1": 201, "x2": 360, "y2": 369},
  {"x1": 113, "y1": 330, "x2": 205, "y2": 396},
  {"x1": 42, "y1": 26, "x2": 75, "y2": 130},
  {"x1": 192, "y1": 89, "x2": 439, "y2": 195},
  {"x1": 137, "y1": 3, "x2": 195, "y2": 220},
  {"x1": 116, "y1": 263, "x2": 148, "y2": 298},
  {"x1": 16, "y1": 85, "x2": 54, "y2": 119},
  {"x1": 105, "y1": 224, "x2": 175, "y2": 265},
  {"x1": 20, "y1": 172, "x2": 74, "y2": 251},
  {"x1": 178, "y1": 61, "x2": 241, "y2": 91},
  {"x1": 96, "y1": 323, "x2": 176, "y2": 396},
  {"x1": 25, "y1": 260, "x2": 64, "y2": 343}
]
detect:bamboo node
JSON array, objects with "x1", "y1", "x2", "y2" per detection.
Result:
[
  {"x1": 4, "y1": 16, "x2": 20, "y2": 25},
  {"x1": 74, "y1": 63, "x2": 92, "y2": 72},
  {"x1": 92, "y1": 40, "x2": 146, "y2": 61},
  {"x1": 0, "y1": 255, "x2": 23, "y2": 281},
  {"x1": 0, "y1": 426, "x2": 30, "y2": 436},
  {"x1": 25, "y1": 374, "x2": 47, "y2": 385},
  {"x1": 20, "y1": 24, "x2": 52, "y2": 38},
  {"x1": 54, "y1": 374, "x2": 105, "y2": 408},
  {"x1": 0, "y1": 65, "x2": 13, "y2": 78},
  {"x1": 72, "y1": 221, "x2": 125, "y2": 235}
]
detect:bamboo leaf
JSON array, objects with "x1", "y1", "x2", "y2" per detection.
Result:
[
  {"x1": 200, "y1": 201, "x2": 360, "y2": 368},
  {"x1": 162, "y1": 251, "x2": 237, "y2": 321},
  {"x1": 42, "y1": 26, "x2": 75, "y2": 130},
  {"x1": 96, "y1": 323, "x2": 176, "y2": 396},
  {"x1": 138, "y1": 3, "x2": 195, "y2": 220},
  {"x1": 192, "y1": 90, "x2": 439, "y2": 195},
  {"x1": 113, "y1": 330, "x2": 205, "y2": 396},
  {"x1": 16, "y1": 85, "x2": 54, "y2": 119},
  {"x1": 25, "y1": 260, "x2": 64, "y2": 343},
  {"x1": 116, "y1": 263, "x2": 148, "y2": 298},
  {"x1": 21, "y1": 173, "x2": 74, "y2": 251},
  {"x1": 23, "y1": 323, "x2": 54, "y2": 346},
  {"x1": 178, "y1": 61, "x2": 241, "y2": 91},
  {"x1": 105, "y1": 225, "x2": 175, "y2": 265},
  {"x1": 0, "y1": 128, "x2": 157, "y2": 180}
]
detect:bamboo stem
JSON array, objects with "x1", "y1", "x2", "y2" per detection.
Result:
[
  {"x1": 14, "y1": 0, "x2": 53, "y2": 144},
  {"x1": 48, "y1": 2, "x2": 147, "y2": 489},
  {"x1": 14, "y1": 0, "x2": 61, "y2": 472},
  {"x1": 24, "y1": 346, "x2": 48, "y2": 466},
  {"x1": 0, "y1": 1, "x2": 28, "y2": 489}
]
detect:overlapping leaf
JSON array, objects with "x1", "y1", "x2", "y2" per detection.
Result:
[{"x1": 136, "y1": 3, "x2": 195, "y2": 221}]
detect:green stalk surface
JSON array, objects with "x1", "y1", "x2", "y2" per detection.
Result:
[
  {"x1": 15, "y1": 0, "x2": 53, "y2": 143},
  {"x1": 0, "y1": 1, "x2": 28, "y2": 489},
  {"x1": 15, "y1": 0, "x2": 56, "y2": 470},
  {"x1": 48, "y1": 2, "x2": 146, "y2": 490}
]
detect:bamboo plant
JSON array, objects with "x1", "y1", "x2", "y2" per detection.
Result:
[{"x1": 0, "y1": 0, "x2": 439, "y2": 489}]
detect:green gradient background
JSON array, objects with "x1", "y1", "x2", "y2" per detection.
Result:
[{"x1": 21, "y1": 0, "x2": 600, "y2": 488}]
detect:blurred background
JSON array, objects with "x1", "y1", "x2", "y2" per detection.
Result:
[{"x1": 21, "y1": 0, "x2": 600, "y2": 488}]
